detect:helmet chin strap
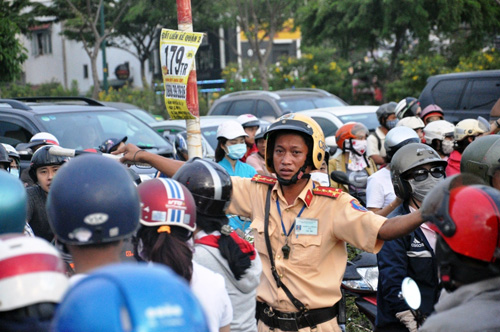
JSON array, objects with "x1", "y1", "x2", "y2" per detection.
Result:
[{"x1": 277, "y1": 162, "x2": 310, "y2": 186}]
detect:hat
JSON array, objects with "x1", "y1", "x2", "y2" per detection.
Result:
[
  {"x1": 29, "y1": 132, "x2": 59, "y2": 146},
  {"x1": 236, "y1": 114, "x2": 260, "y2": 128},
  {"x1": 216, "y1": 120, "x2": 248, "y2": 140},
  {"x1": 98, "y1": 136, "x2": 127, "y2": 153}
]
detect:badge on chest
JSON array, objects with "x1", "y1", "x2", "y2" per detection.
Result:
[{"x1": 295, "y1": 218, "x2": 318, "y2": 236}]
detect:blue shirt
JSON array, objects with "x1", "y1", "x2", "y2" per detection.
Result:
[{"x1": 218, "y1": 158, "x2": 257, "y2": 178}]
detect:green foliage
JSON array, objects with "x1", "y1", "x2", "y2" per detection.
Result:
[{"x1": 0, "y1": 80, "x2": 80, "y2": 98}]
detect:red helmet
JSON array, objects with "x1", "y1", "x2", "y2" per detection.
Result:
[
  {"x1": 335, "y1": 122, "x2": 369, "y2": 150},
  {"x1": 137, "y1": 178, "x2": 196, "y2": 232}
]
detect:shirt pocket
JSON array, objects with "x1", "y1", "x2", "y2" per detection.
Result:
[
  {"x1": 289, "y1": 235, "x2": 322, "y2": 268},
  {"x1": 251, "y1": 217, "x2": 276, "y2": 259}
]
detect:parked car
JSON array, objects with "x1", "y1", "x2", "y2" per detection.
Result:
[
  {"x1": 419, "y1": 70, "x2": 500, "y2": 123},
  {"x1": 151, "y1": 116, "x2": 271, "y2": 158},
  {"x1": 0, "y1": 97, "x2": 174, "y2": 177},
  {"x1": 207, "y1": 88, "x2": 348, "y2": 121},
  {"x1": 101, "y1": 101, "x2": 163, "y2": 124},
  {"x1": 300, "y1": 105, "x2": 378, "y2": 132}
]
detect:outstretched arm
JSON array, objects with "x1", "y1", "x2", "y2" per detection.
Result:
[
  {"x1": 377, "y1": 210, "x2": 422, "y2": 241},
  {"x1": 112, "y1": 143, "x2": 184, "y2": 177}
]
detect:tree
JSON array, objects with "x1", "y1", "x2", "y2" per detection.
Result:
[
  {"x1": 109, "y1": 0, "x2": 178, "y2": 87},
  {"x1": 45, "y1": 0, "x2": 132, "y2": 98},
  {"x1": 195, "y1": 0, "x2": 299, "y2": 90},
  {"x1": 0, "y1": 0, "x2": 43, "y2": 87}
]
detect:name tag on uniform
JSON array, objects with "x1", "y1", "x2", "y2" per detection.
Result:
[{"x1": 295, "y1": 218, "x2": 318, "y2": 235}]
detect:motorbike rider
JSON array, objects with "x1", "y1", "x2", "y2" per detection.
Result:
[
  {"x1": 46, "y1": 153, "x2": 140, "y2": 282},
  {"x1": 446, "y1": 118, "x2": 489, "y2": 176},
  {"x1": 376, "y1": 143, "x2": 446, "y2": 332},
  {"x1": 330, "y1": 122, "x2": 377, "y2": 205},
  {"x1": 114, "y1": 113, "x2": 427, "y2": 332},
  {"x1": 237, "y1": 114, "x2": 260, "y2": 162},
  {"x1": 423, "y1": 120, "x2": 455, "y2": 159},
  {"x1": 396, "y1": 116, "x2": 425, "y2": 142},
  {"x1": 419, "y1": 177, "x2": 500, "y2": 332},
  {"x1": 461, "y1": 135, "x2": 500, "y2": 190},
  {"x1": 246, "y1": 126, "x2": 273, "y2": 177},
  {"x1": 26, "y1": 146, "x2": 69, "y2": 242},
  {"x1": 0, "y1": 234, "x2": 69, "y2": 332},
  {"x1": 420, "y1": 104, "x2": 444, "y2": 125},
  {"x1": 0, "y1": 144, "x2": 11, "y2": 172},
  {"x1": 1, "y1": 143, "x2": 20, "y2": 177},
  {"x1": 51, "y1": 263, "x2": 209, "y2": 332},
  {"x1": 366, "y1": 126, "x2": 419, "y2": 216},
  {"x1": 20, "y1": 132, "x2": 60, "y2": 187},
  {"x1": 368, "y1": 102, "x2": 398, "y2": 167}
]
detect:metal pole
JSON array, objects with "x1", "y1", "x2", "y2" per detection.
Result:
[
  {"x1": 100, "y1": 3, "x2": 108, "y2": 92},
  {"x1": 177, "y1": 0, "x2": 202, "y2": 158}
]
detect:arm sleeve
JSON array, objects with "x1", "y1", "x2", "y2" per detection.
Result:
[
  {"x1": 377, "y1": 236, "x2": 411, "y2": 315},
  {"x1": 226, "y1": 177, "x2": 255, "y2": 219},
  {"x1": 245, "y1": 154, "x2": 264, "y2": 172}
]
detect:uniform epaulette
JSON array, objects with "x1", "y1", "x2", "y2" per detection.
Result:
[
  {"x1": 313, "y1": 186, "x2": 342, "y2": 198},
  {"x1": 251, "y1": 174, "x2": 277, "y2": 185}
]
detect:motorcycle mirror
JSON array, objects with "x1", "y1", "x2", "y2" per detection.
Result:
[
  {"x1": 331, "y1": 170, "x2": 349, "y2": 185},
  {"x1": 401, "y1": 277, "x2": 421, "y2": 310}
]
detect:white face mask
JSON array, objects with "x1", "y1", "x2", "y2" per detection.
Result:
[
  {"x1": 350, "y1": 139, "x2": 367, "y2": 155},
  {"x1": 310, "y1": 172, "x2": 330, "y2": 187},
  {"x1": 441, "y1": 140, "x2": 454, "y2": 155}
]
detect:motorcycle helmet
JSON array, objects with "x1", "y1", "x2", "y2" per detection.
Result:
[
  {"x1": 376, "y1": 102, "x2": 398, "y2": 128},
  {"x1": 47, "y1": 154, "x2": 140, "y2": 245},
  {"x1": 237, "y1": 114, "x2": 260, "y2": 128},
  {"x1": 0, "y1": 144, "x2": 10, "y2": 171},
  {"x1": 2, "y1": 143, "x2": 19, "y2": 166},
  {"x1": 0, "y1": 234, "x2": 68, "y2": 311},
  {"x1": 423, "y1": 120, "x2": 455, "y2": 143},
  {"x1": 454, "y1": 118, "x2": 489, "y2": 141},
  {"x1": 255, "y1": 125, "x2": 269, "y2": 142},
  {"x1": 461, "y1": 135, "x2": 500, "y2": 186},
  {"x1": 51, "y1": 262, "x2": 209, "y2": 332},
  {"x1": 28, "y1": 145, "x2": 69, "y2": 183},
  {"x1": 391, "y1": 143, "x2": 447, "y2": 200},
  {"x1": 395, "y1": 97, "x2": 420, "y2": 119},
  {"x1": 396, "y1": 116, "x2": 425, "y2": 131},
  {"x1": 420, "y1": 104, "x2": 444, "y2": 124},
  {"x1": 137, "y1": 178, "x2": 196, "y2": 232},
  {"x1": 265, "y1": 113, "x2": 326, "y2": 172},
  {"x1": 421, "y1": 175, "x2": 500, "y2": 290},
  {"x1": 335, "y1": 122, "x2": 369, "y2": 152},
  {"x1": 98, "y1": 136, "x2": 127, "y2": 154},
  {"x1": 172, "y1": 158, "x2": 232, "y2": 217},
  {"x1": 0, "y1": 171, "x2": 27, "y2": 234},
  {"x1": 216, "y1": 120, "x2": 248, "y2": 140},
  {"x1": 29, "y1": 132, "x2": 59, "y2": 146},
  {"x1": 384, "y1": 126, "x2": 420, "y2": 161}
]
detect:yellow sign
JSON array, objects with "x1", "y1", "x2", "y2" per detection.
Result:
[{"x1": 160, "y1": 29, "x2": 204, "y2": 119}]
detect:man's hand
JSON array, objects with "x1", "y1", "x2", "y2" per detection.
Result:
[{"x1": 112, "y1": 143, "x2": 143, "y2": 165}]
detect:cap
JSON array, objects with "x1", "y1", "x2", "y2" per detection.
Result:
[
  {"x1": 98, "y1": 136, "x2": 127, "y2": 153},
  {"x1": 216, "y1": 120, "x2": 248, "y2": 140}
]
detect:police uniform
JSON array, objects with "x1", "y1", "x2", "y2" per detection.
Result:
[{"x1": 228, "y1": 174, "x2": 386, "y2": 332}]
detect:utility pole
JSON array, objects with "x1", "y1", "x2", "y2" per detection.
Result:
[{"x1": 100, "y1": 3, "x2": 108, "y2": 92}]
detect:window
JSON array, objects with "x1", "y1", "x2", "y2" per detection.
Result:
[
  {"x1": 432, "y1": 79, "x2": 467, "y2": 110},
  {"x1": 0, "y1": 121, "x2": 32, "y2": 146},
  {"x1": 83, "y1": 65, "x2": 89, "y2": 79},
  {"x1": 228, "y1": 100, "x2": 255, "y2": 116},
  {"x1": 256, "y1": 101, "x2": 276, "y2": 118},
  {"x1": 210, "y1": 101, "x2": 231, "y2": 115},
  {"x1": 310, "y1": 117, "x2": 338, "y2": 137},
  {"x1": 31, "y1": 28, "x2": 52, "y2": 56},
  {"x1": 466, "y1": 79, "x2": 500, "y2": 110}
]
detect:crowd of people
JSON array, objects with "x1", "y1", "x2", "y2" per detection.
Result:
[{"x1": 1, "y1": 95, "x2": 500, "y2": 332}]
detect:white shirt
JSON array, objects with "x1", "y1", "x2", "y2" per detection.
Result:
[
  {"x1": 366, "y1": 167, "x2": 396, "y2": 209},
  {"x1": 191, "y1": 261, "x2": 233, "y2": 332},
  {"x1": 367, "y1": 127, "x2": 387, "y2": 158}
]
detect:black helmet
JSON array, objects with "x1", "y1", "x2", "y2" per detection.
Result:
[
  {"x1": 376, "y1": 102, "x2": 397, "y2": 123},
  {"x1": 0, "y1": 144, "x2": 10, "y2": 170},
  {"x1": 461, "y1": 135, "x2": 500, "y2": 186},
  {"x1": 390, "y1": 143, "x2": 447, "y2": 200},
  {"x1": 172, "y1": 158, "x2": 232, "y2": 217},
  {"x1": 395, "y1": 97, "x2": 420, "y2": 119},
  {"x1": 29, "y1": 146, "x2": 69, "y2": 183},
  {"x1": 47, "y1": 154, "x2": 140, "y2": 245}
]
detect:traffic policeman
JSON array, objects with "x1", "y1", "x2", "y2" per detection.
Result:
[{"x1": 114, "y1": 113, "x2": 424, "y2": 332}]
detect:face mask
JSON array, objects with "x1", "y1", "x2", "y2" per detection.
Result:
[
  {"x1": 409, "y1": 175, "x2": 443, "y2": 202},
  {"x1": 441, "y1": 140, "x2": 454, "y2": 155},
  {"x1": 310, "y1": 172, "x2": 330, "y2": 187},
  {"x1": 350, "y1": 139, "x2": 367, "y2": 155},
  {"x1": 226, "y1": 143, "x2": 247, "y2": 160},
  {"x1": 10, "y1": 168, "x2": 20, "y2": 178},
  {"x1": 385, "y1": 119, "x2": 399, "y2": 130}
]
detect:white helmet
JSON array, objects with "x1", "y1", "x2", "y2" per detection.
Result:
[
  {"x1": 423, "y1": 120, "x2": 455, "y2": 142},
  {"x1": 396, "y1": 116, "x2": 425, "y2": 130},
  {"x1": 236, "y1": 114, "x2": 260, "y2": 128},
  {"x1": 454, "y1": 119, "x2": 489, "y2": 141},
  {"x1": 216, "y1": 120, "x2": 248, "y2": 139},
  {"x1": 0, "y1": 234, "x2": 68, "y2": 311}
]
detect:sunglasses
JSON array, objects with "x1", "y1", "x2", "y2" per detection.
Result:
[{"x1": 408, "y1": 166, "x2": 445, "y2": 182}]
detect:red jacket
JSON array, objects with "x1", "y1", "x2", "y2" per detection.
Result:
[{"x1": 446, "y1": 150, "x2": 461, "y2": 177}]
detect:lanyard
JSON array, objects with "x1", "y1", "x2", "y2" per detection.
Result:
[{"x1": 277, "y1": 200, "x2": 305, "y2": 259}]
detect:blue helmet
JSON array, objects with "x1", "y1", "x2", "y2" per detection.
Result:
[
  {"x1": 0, "y1": 170, "x2": 27, "y2": 234},
  {"x1": 47, "y1": 154, "x2": 140, "y2": 245},
  {"x1": 51, "y1": 262, "x2": 209, "y2": 332}
]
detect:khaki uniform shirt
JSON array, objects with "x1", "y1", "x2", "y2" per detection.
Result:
[{"x1": 228, "y1": 176, "x2": 386, "y2": 314}]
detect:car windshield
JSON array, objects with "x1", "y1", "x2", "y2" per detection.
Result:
[
  {"x1": 125, "y1": 109, "x2": 158, "y2": 124},
  {"x1": 338, "y1": 113, "x2": 379, "y2": 132},
  {"x1": 278, "y1": 97, "x2": 345, "y2": 112},
  {"x1": 37, "y1": 111, "x2": 170, "y2": 151},
  {"x1": 201, "y1": 125, "x2": 219, "y2": 150}
]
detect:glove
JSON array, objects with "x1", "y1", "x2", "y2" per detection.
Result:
[{"x1": 396, "y1": 310, "x2": 418, "y2": 332}]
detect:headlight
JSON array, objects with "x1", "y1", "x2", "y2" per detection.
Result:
[{"x1": 356, "y1": 267, "x2": 378, "y2": 291}]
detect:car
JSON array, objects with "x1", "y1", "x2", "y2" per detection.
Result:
[
  {"x1": 0, "y1": 97, "x2": 174, "y2": 177},
  {"x1": 151, "y1": 116, "x2": 271, "y2": 159},
  {"x1": 419, "y1": 70, "x2": 500, "y2": 124},
  {"x1": 207, "y1": 88, "x2": 348, "y2": 121},
  {"x1": 101, "y1": 101, "x2": 163, "y2": 124}
]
